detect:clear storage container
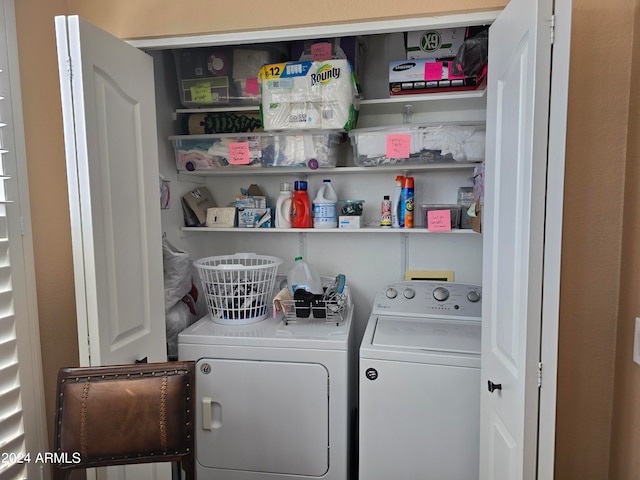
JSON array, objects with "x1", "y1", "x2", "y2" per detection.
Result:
[
  {"x1": 171, "y1": 132, "x2": 343, "y2": 171},
  {"x1": 348, "y1": 123, "x2": 486, "y2": 167},
  {"x1": 173, "y1": 44, "x2": 288, "y2": 108},
  {"x1": 421, "y1": 204, "x2": 462, "y2": 230}
]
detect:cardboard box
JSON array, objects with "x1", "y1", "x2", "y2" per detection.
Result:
[
  {"x1": 237, "y1": 208, "x2": 272, "y2": 228},
  {"x1": 471, "y1": 203, "x2": 482, "y2": 234},
  {"x1": 338, "y1": 216, "x2": 361, "y2": 229},
  {"x1": 206, "y1": 207, "x2": 236, "y2": 228},
  {"x1": 406, "y1": 28, "x2": 466, "y2": 60},
  {"x1": 235, "y1": 195, "x2": 267, "y2": 209},
  {"x1": 389, "y1": 58, "x2": 485, "y2": 95}
]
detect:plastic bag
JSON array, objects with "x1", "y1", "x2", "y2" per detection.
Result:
[
  {"x1": 162, "y1": 239, "x2": 193, "y2": 311},
  {"x1": 452, "y1": 28, "x2": 488, "y2": 78}
]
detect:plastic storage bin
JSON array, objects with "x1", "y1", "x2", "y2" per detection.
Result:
[
  {"x1": 170, "y1": 132, "x2": 343, "y2": 171},
  {"x1": 194, "y1": 253, "x2": 283, "y2": 325},
  {"x1": 348, "y1": 123, "x2": 486, "y2": 167},
  {"x1": 173, "y1": 45, "x2": 288, "y2": 108},
  {"x1": 421, "y1": 204, "x2": 462, "y2": 230}
]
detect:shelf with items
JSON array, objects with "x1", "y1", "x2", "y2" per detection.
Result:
[
  {"x1": 172, "y1": 88, "x2": 487, "y2": 117},
  {"x1": 180, "y1": 226, "x2": 479, "y2": 234},
  {"x1": 176, "y1": 162, "x2": 480, "y2": 180}
]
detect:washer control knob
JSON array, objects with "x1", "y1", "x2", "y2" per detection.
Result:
[
  {"x1": 403, "y1": 288, "x2": 416, "y2": 299},
  {"x1": 433, "y1": 286, "x2": 450, "y2": 302},
  {"x1": 385, "y1": 287, "x2": 398, "y2": 299},
  {"x1": 467, "y1": 290, "x2": 481, "y2": 303}
]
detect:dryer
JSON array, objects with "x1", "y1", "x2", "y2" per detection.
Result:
[
  {"x1": 178, "y1": 288, "x2": 355, "y2": 480},
  {"x1": 359, "y1": 281, "x2": 482, "y2": 480}
]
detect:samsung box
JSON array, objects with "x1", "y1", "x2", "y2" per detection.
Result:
[{"x1": 389, "y1": 58, "x2": 486, "y2": 95}]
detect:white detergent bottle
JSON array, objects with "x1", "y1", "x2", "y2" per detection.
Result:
[
  {"x1": 313, "y1": 179, "x2": 338, "y2": 228},
  {"x1": 287, "y1": 257, "x2": 323, "y2": 295},
  {"x1": 275, "y1": 182, "x2": 293, "y2": 228}
]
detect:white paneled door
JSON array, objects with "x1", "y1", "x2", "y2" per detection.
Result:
[
  {"x1": 55, "y1": 15, "x2": 168, "y2": 480},
  {"x1": 480, "y1": 0, "x2": 563, "y2": 478}
]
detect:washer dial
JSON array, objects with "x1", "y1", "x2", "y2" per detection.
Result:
[{"x1": 433, "y1": 286, "x2": 450, "y2": 302}]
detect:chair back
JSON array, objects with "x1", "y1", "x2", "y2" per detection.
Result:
[{"x1": 52, "y1": 361, "x2": 195, "y2": 480}]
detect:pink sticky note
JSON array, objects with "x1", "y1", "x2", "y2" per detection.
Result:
[
  {"x1": 245, "y1": 77, "x2": 259, "y2": 95},
  {"x1": 424, "y1": 61, "x2": 443, "y2": 80},
  {"x1": 311, "y1": 42, "x2": 333, "y2": 61},
  {"x1": 386, "y1": 134, "x2": 411, "y2": 159},
  {"x1": 427, "y1": 210, "x2": 452, "y2": 232},
  {"x1": 228, "y1": 142, "x2": 251, "y2": 165}
]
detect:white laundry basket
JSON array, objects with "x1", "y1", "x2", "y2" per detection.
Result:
[{"x1": 194, "y1": 253, "x2": 283, "y2": 325}]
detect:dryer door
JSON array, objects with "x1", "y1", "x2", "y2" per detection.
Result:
[{"x1": 196, "y1": 358, "x2": 329, "y2": 476}]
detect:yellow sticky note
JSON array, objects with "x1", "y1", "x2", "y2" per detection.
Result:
[{"x1": 191, "y1": 83, "x2": 212, "y2": 104}]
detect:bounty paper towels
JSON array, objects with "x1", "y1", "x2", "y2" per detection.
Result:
[{"x1": 258, "y1": 59, "x2": 360, "y2": 131}]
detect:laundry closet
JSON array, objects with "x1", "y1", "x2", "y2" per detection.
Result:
[{"x1": 55, "y1": 0, "x2": 570, "y2": 477}]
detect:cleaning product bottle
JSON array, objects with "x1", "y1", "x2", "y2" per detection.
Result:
[
  {"x1": 313, "y1": 179, "x2": 338, "y2": 228},
  {"x1": 291, "y1": 180, "x2": 312, "y2": 228},
  {"x1": 275, "y1": 181, "x2": 294, "y2": 228},
  {"x1": 380, "y1": 195, "x2": 392, "y2": 227},
  {"x1": 401, "y1": 176, "x2": 415, "y2": 228},
  {"x1": 392, "y1": 175, "x2": 404, "y2": 228},
  {"x1": 287, "y1": 257, "x2": 323, "y2": 295}
]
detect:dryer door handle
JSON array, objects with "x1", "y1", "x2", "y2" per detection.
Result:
[{"x1": 202, "y1": 397, "x2": 223, "y2": 430}]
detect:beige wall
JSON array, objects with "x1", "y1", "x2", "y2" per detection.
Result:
[
  {"x1": 65, "y1": 0, "x2": 505, "y2": 39},
  {"x1": 609, "y1": 1, "x2": 640, "y2": 477},
  {"x1": 554, "y1": 1, "x2": 632, "y2": 478},
  {"x1": 14, "y1": 0, "x2": 78, "y2": 450},
  {"x1": 14, "y1": 0, "x2": 638, "y2": 478}
]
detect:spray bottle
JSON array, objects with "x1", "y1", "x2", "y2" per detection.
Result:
[
  {"x1": 401, "y1": 176, "x2": 415, "y2": 228},
  {"x1": 392, "y1": 175, "x2": 404, "y2": 228}
]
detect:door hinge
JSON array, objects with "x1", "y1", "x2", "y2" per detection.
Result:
[
  {"x1": 537, "y1": 362, "x2": 543, "y2": 388},
  {"x1": 550, "y1": 15, "x2": 555, "y2": 45}
]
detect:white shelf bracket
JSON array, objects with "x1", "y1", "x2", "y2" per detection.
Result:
[{"x1": 400, "y1": 233, "x2": 408, "y2": 280}]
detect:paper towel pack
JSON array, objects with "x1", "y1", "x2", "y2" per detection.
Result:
[{"x1": 258, "y1": 59, "x2": 359, "y2": 131}]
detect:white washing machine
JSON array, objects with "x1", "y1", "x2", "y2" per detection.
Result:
[
  {"x1": 178, "y1": 287, "x2": 356, "y2": 480},
  {"x1": 359, "y1": 281, "x2": 482, "y2": 480}
]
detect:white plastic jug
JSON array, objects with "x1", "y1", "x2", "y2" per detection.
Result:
[
  {"x1": 313, "y1": 179, "x2": 338, "y2": 228},
  {"x1": 287, "y1": 257, "x2": 323, "y2": 295},
  {"x1": 275, "y1": 182, "x2": 293, "y2": 228}
]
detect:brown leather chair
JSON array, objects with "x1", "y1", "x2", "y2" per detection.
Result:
[{"x1": 51, "y1": 361, "x2": 195, "y2": 480}]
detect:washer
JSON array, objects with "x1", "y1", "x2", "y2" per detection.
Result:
[
  {"x1": 359, "y1": 281, "x2": 482, "y2": 480},
  {"x1": 178, "y1": 288, "x2": 356, "y2": 480}
]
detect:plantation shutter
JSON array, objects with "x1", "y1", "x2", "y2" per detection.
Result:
[{"x1": 0, "y1": 0, "x2": 46, "y2": 479}]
